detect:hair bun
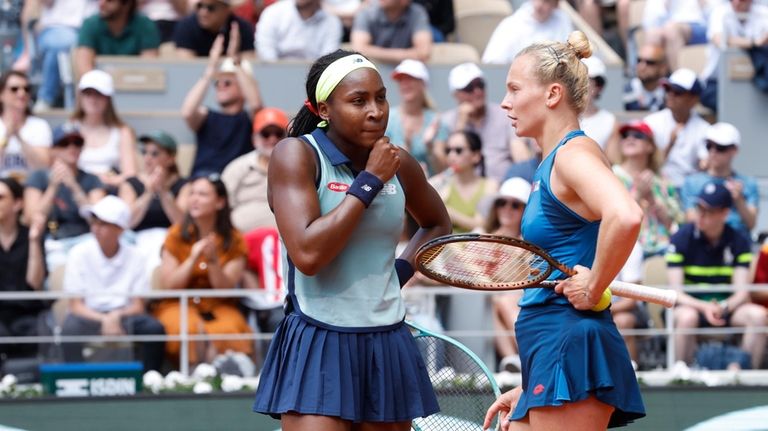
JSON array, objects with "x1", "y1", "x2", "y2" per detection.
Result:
[{"x1": 567, "y1": 31, "x2": 592, "y2": 60}]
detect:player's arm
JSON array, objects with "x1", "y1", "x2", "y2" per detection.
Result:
[
  {"x1": 554, "y1": 140, "x2": 643, "y2": 303},
  {"x1": 396, "y1": 148, "x2": 452, "y2": 264},
  {"x1": 268, "y1": 137, "x2": 396, "y2": 275}
]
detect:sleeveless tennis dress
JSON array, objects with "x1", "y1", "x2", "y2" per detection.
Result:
[
  {"x1": 511, "y1": 130, "x2": 646, "y2": 427},
  {"x1": 253, "y1": 129, "x2": 439, "y2": 422}
]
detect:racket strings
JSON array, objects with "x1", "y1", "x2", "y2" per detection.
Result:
[
  {"x1": 412, "y1": 335, "x2": 497, "y2": 431},
  {"x1": 420, "y1": 242, "x2": 550, "y2": 289}
]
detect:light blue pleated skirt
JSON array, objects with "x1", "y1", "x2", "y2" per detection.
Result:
[
  {"x1": 253, "y1": 313, "x2": 439, "y2": 423},
  {"x1": 510, "y1": 304, "x2": 646, "y2": 428}
]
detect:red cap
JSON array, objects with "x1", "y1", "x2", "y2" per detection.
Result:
[
  {"x1": 619, "y1": 120, "x2": 654, "y2": 141},
  {"x1": 253, "y1": 108, "x2": 289, "y2": 133}
]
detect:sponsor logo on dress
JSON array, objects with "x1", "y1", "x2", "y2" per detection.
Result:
[
  {"x1": 327, "y1": 182, "x2": 350, "y2": 192},
  {"x1": 532, "y1": 181, "x2": 540, "y2": 192},
  {"x1": 533, "y1": 384, "x2": 545, "y2": 395}
]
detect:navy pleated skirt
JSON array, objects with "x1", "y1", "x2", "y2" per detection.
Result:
[
  {"x1": 510, "y1": 304, "x2": 646, "y2": 428},
  {"x1": 253, "y1": 313, "x2": 439, "y2": 423}
]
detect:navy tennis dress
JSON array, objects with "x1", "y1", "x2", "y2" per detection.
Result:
[
  {"x1": 253, "y1": 129, "x2": 439, "y2": 422},
  {"x1": 510, "y1": 130, "x2": 646, "y2": 427}
]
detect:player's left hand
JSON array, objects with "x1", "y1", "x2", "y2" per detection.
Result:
[
  {"x1": 483, "y1": 386, "x2": 522, "y2": 431},
  {"x1": 555, "y1": 265, "x2": 600, "y2": 310}
]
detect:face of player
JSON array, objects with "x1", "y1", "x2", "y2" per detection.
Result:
[
  {"x1": 188, "y1": 178, "x2": 225, "y2": 221},
  {"x1": 501, "y1": 54, "x2": 548, "y2": 139},
  {"x1": 319, "y1": 68, "x2": 389, "y2": 149}
]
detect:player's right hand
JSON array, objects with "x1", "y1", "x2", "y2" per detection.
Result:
[{"x1": 365, "y1": 136, "x2": 400, "y2": 183}]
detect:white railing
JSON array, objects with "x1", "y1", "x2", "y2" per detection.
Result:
[{"x1": 1, "y1": 285, "x2": 768, "y2": 375}]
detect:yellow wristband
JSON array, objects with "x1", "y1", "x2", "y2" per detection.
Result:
[{"x1": 591, "y1": 288, "x2": 612, "y2": 312}]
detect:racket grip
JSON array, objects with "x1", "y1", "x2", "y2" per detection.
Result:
[{"x1": 608, "y1": 280, "x2": 677, "y2": 308}]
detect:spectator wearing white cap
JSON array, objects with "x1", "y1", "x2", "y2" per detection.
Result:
[
  {"x1": 181, "y1": 32, "x2": 262, "y2": 176},
  {"x1": 255, "y1": 0, "x2": 342, "y2": 62},
  {"x1": 481, "y1": 0, "x2": 573, "y2": 65},
  {"x1": 579, "y1": 56, "x2": 620, "y2": 161},
  {"x1": 386, "y1": 59, "x2": 448, "y2": 176},
  {"x1": 75, "y1": 0, "x2": 161, "y2": 74},
  {"x1": 440, "y1": 62, "x2": 531, "y2": 183},
  {"x1": 643, "y1": 68, "x2": 711, "y2": 188},
  {"x1": 481, "y1": 177, "x2": 530, "y2": 372},
  {"x1": 681, "y1": 122, "x2": 758, "y2": 238},
  {"x1": 67, "y1": 69, "x2": 139, "y2": 190},
  {"x1": 61, "y1": 195, "x2": 166, "y2": 372}
]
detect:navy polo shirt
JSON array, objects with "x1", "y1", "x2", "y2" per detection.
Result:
[{"x1": 665, "y1": 223, "x2": 753, "y2": 301}]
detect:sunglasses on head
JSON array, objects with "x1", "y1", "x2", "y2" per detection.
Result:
[
  {"x1": 444, "y1": 147, "x2": 466, "y2": 155},
  {"x1": 259, "y1": 128, "x2": 285, "y2": 139},
  {"x1": 495, "y1": 199, "x2": 525, "y2": 210},
  {"x1": 637, "y1": 57, "x2": 662, "y2": 66},
  {"x1": 196, "y1": 2, "x2": 222, "y2": 12},
  {"x1": 460, "y1": 79, "x2": 485, "y2": 93},
  {"x1": 7, "y1": 85, "x2": 31, "y2": 94},
  {"x1": 705, "y1": 141, "x2": 733, "y2": 153},
  {"x1": 621, "y1": 130, "x2": 650, "y2": 140}
]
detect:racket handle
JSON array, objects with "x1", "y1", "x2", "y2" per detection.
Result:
[
  {"x1": 608, "y1": 281, "x2": 677, "y2": 308},
  {"x1": 540, "y1": 280, "x2": 677, "y2": 308}
]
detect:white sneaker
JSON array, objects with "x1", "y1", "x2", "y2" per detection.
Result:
[
  {"x1": 32, "y1": 99, "x2": 52, "y2": 114},
  {"x1": 499, "y1": 354, "x2": 521, "y2": 372}
]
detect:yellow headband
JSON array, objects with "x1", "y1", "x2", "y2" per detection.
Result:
[{"x1": 315, "y1": 54, "x2": 378, "y2": 127}]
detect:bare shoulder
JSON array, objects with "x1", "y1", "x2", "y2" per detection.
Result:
[
  {"x1": 269, "y1": 137, "x2": 316, "y2": 174},
  {"x1": 556, "y1": 135, "x2": 611, "y2": 169}
]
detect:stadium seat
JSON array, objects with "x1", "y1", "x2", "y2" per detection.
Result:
[
  {"x1": 455, "y1": 2, "x2": 513, "y2": 58},
  {"x1": 678, "y1": 45, "x2": 708, "y2": 76},
  {"x1": 428, "y1": 42, "x2": 480, "y2": 64}
]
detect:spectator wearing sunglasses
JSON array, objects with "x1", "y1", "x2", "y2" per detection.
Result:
[
  {"x1": 680, "y1": 122, "x2": 758, "y2": 239},
  {"x1": 221, "y1": 107, "x2": 288, "y2": 232},
  {"x1": 0, "y1": 71, "x2": 52, "y2": 181},
  {"x1": 181, "y1": 31, "x2": 262, "y2": 176},
  {"x1": 172, "y1": 0, "x2": 255, "y2": 58},
  {"x1": 613, "y1": 120, "x2": 684, "y2": 259},
  {"x1": 75, "y1": 0, "x2": 161, "y2": 74},
  {"x1": 23, "y1": 125, "x2": 107, "y2": 271},
  {"x1": 118, "y1": 130, "x2": 190, "y2": 274},
  {"x1": 440, "y1": 63, "x2": 531, "y2": 183},
  {"x1": 481, "y1": 0, "x2": 573, "y2": 65},
  {"x1": 481, "y1": 177, "x2": 530, "y2": 372},
  {"x1": 623, "y1": 43, "x2": 669, "y2": 112},
  {"x1": 643, "y1": 68, "x2": 710, "y2": 189}
]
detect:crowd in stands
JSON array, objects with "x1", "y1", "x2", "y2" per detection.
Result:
[{"x1": 0, "y1": 0, "x2": 768, "y2": 378}]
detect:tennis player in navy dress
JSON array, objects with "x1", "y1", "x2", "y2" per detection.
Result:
[
  {"x1": 484, "y1": 32, "x2": 647, "y2": 430},
  {"x1": 253, "y1": 50, "x2": 451, "y2": 431}
]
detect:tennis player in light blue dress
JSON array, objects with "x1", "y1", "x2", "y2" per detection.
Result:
[
  {"x1": 484, "y1": 31, "x2": 646, "y2": 430},
  {"x1": 253, "y1": 50, "x2": 452, "y2": 431}
]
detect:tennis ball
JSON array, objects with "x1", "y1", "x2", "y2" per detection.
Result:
[{"x1": 591, "y1": 288, "x2": 612, "y2": 312}]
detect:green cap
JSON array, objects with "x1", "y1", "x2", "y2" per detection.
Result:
[{"x1": 138, "y1": 130, "x2": 177, "y2": 153}]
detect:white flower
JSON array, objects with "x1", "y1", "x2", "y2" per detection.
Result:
[
  {"x1": 143, "y1": 370, "x2": 164, "y2": 393},
  {"x1": 220, "y1": 375, "x2": 244, "y2": 393},
  {"x1": 193, "y1": 381, "x2": 213, "y2": 394},
  {"x1": 192, "y1": 363, "x2": 218, "y2": 381},
  {"x1": 1, "y1": 374, "x2": 17, "y2": 387},
  {"x1": 164, "y1": 371, "x2": 188, "y2": 388}
]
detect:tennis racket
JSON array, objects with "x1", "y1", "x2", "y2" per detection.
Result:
[
  {"x1": 407, "y1": 320, "x2": 501, "y2": 431},
  {"x1": 414, "y1": 233, "x2": 677, "y2": 308}
]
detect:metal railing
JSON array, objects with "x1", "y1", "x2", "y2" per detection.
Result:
[{"x1": 1, "y1": 284, "x2": 768, "y2": 375}]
